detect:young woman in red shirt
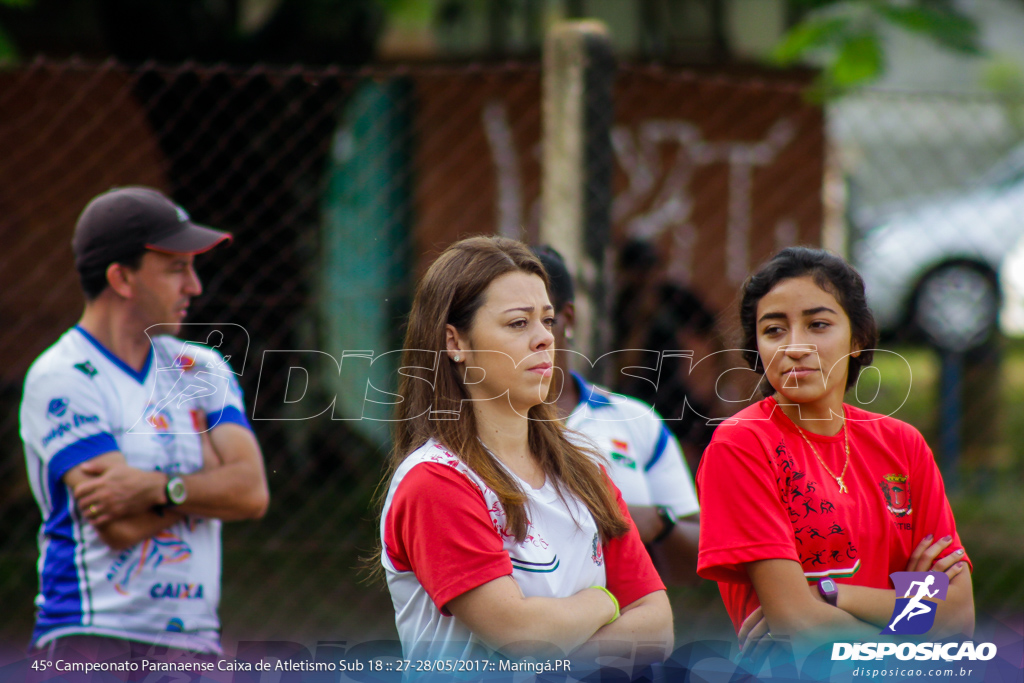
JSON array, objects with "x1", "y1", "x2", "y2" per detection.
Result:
[{"x1": 697, "y1": 247, "x2": 974, "y2": 656}]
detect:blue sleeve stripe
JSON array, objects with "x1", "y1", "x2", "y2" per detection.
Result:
[
  {"x1": 645, "y1": 424, "x2": 672, "y2": 473},
  {"x1": 37, "y1": 482, "x2": 85, "y2": 638},
  {"x1": 208, "y1": 405, "x2": 251, "y2": 431},
  {"x1": 48, "y1": 433, "x2": 119, "y2": 489}
]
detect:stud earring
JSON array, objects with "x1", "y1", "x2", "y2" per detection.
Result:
[{"x1": 453, "y1": 355, "x2": 461, "y2": 363}]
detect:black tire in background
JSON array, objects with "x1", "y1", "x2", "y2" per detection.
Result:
[{"x1": 911, "y1": 261, "x2": 1000, "y2": 352}]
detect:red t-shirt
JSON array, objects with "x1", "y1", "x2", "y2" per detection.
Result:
[{"x1": 696, "y1": 397, "x2": 970, "y2": 633}]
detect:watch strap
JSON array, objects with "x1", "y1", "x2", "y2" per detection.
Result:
[{"x1": 651, "y1": 506, "x2": 677, "y2": 545}]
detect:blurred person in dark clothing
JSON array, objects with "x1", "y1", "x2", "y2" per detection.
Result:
[
  {"x1": 533, "y1": 245, "x2": 702, "y2": 586},
  {"x1": 612, "y1": 239, "x2": 662, "y2": 358},
  {"x1": 618, "y1": 283, "x2": 730, "y2": 472}
]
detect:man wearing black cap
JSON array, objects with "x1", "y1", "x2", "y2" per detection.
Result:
[{"x1": 19, "y1": 187, "x2": 269, "y2": 664}]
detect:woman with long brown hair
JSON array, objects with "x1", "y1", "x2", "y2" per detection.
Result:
[{"x1": 378, "y1": 236, "x2": 672, "y2": 662}]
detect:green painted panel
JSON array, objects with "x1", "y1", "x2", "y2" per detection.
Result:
[{"x1": 321, "y1": 78, "x2": 412, "y2": 448}]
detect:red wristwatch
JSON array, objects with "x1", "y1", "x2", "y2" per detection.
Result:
[{"x1": 818, "y1": 578, "x2": 839, "y2": 606}]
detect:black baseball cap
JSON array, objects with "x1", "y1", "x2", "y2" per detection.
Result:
[{"x1": 73, "y1": 186, "x2": 231, "y2": 274}]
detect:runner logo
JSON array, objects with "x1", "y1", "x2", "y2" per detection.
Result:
[{"x1": 882, "y1": 571, "x2": 948, "y2": 635}]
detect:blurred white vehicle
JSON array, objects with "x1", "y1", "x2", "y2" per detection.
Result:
[
  {"x1": 852, "y1": 143, "x2": 1024, "y2": 351},
  {"x1": 1001, "y1": 235, "x2": 1024, "y2": 337}
]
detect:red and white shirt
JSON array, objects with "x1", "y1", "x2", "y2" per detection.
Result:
[
  {"x1": 696, "y1": 397, "x2": 969, "y2": 634},
  {"x1": 381, "y1": 439, "x2": 663, "y2": 661}
]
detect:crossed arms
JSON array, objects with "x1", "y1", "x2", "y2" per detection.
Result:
[
  {"x1": 447, "y1": 576, "x2": 673, "y2": 660},
  {"x1": 738, "y1": 535, "x2": 974, "y2": 659},
  {"x1": 63, "y1": 422, "x2": 269, "y2": 550}
]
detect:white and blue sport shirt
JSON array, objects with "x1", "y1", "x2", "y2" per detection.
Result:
[
  {"x1": 20, "y1": 326, "x2": 250, "y2": 653},
  {"x1": 566, "y1": 372, "x2": 700, "y2": 519}
]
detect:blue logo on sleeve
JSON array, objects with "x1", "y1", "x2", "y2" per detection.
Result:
[
  {"x1": 40, "y1": 396, "x2": 100, "y2": 448},
  {"x1": 47, "y1": 397, "x2": 69, "y2": 418},
  {"x1": 882, "y1": 571, "x2": 949, "y2": 635}
]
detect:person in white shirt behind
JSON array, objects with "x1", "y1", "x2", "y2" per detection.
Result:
[{"x1": 531, "y1": 244, "x2": 701, "y2": 586}]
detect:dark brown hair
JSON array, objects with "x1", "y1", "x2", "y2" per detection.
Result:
[
  {"x1": 387, "y1": 235, "x2": 629, "y2": 543},
  {"x1": 79, "y1": 251, "x2": 146, "y2": 300},
  {"x1": 740, "y1": 246, "x2": 878, "y2": 396}
]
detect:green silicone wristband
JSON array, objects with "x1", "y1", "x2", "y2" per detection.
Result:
[{"x1": 591, "y1": 585, "x2": 620, "y2": 624}]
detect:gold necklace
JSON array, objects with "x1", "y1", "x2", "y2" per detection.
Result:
[{"x1": 793, "y1": 412, "x2": 850, "y2": 494}]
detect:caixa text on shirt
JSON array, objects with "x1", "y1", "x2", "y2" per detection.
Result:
[
  {"x1": 832, "y1": 642, "x2": 997, "y2": 661},
  {"x1": 149, "y1": 582, "x2": 205, "y2": 599}
]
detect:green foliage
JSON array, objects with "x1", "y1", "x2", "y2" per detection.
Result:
[
  {"x1": 776, "y1": 0, "x2": 984, "y2": 100},
  {"x1": 0, "y1": 24, "x2": 16, "y2": 64},
  {"x1": 773, "y1": 16, "x2": 852, "y2": 63},
  {"x1": 373, "y1": 0, "x2": 435, "y2": 26},
  {"x1": 831, "y1": 31, "x2": 883, "y2": 86},
  {"x1": 790, "y1": 0, "x2": 848, "y2": 7},
  {"x1": 874, "y1": 3, "x2": 982, "y2": 56},
  {"x1": 0, "y1": 0, "x2": 32, "y2": 64},
  {"x1": 981, "y1": 57, "x2": 1024, "y2": 138}
]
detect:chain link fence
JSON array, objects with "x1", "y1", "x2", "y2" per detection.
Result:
[
  {"x1": 833, "y1": 88, "x2": 1024, "y2": 636},
  {"x1": 0, "y1": 58, "x2": 1019, "y2": 654}
]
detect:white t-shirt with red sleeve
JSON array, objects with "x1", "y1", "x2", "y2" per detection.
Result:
[
  {"x1": 696, "y1": 397, "x2": 969, "y2": 634},
  {"x1": 381, "y1": 439, "x2": 664, "y2": 661}
]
